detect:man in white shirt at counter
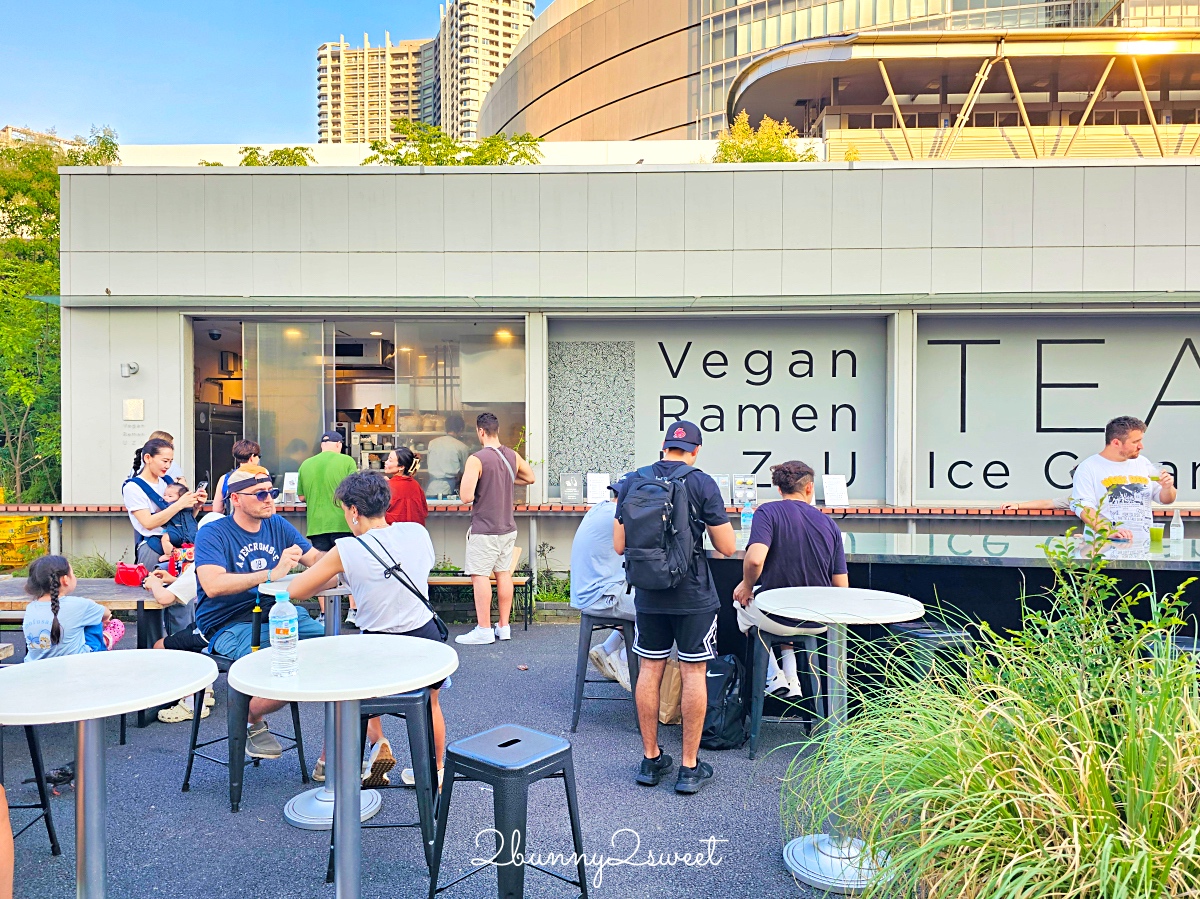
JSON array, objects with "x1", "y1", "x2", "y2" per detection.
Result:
[
  {"x1": 426, "y1": 413, "x2": 471, "y2": 498},
  {"x1": 569, "y1": 481, "x2": 634, "y2": 689},
  {"x1": 1071, "y1": 415, "x2": 1177, "y2": 542}
]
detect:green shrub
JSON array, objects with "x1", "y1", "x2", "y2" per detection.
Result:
[
  {"x1": 783, "y1": 533, "x2": 1200, "y2": 898},
  {"x1": 69, "y1": 552, "x2": 117, "y2": 579}
]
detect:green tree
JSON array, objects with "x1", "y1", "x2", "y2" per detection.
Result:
[
  {"x1": 362, "y1": 118, "x2": 543, "y2": 166},
  {"x1": 0, "y1": 125, "x2": 117, "y2": 501},
  {"x1": 713, "y1": 110, "x2": 817, "y2": 163},
  {"x1": 237, "y1": 146, "x2": 316, "y2": 166}
]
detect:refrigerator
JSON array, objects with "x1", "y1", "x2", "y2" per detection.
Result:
[{"x1": 194, "y1": 403, "x2": 243, "y2": 487}]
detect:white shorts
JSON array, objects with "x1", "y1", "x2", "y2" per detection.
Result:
[
  {"x1": 464, "y1": 530, "x2": 518, "y2": 576},
  {"x1": 736, "y1": 600, "x2": 827, "y2": 637}
]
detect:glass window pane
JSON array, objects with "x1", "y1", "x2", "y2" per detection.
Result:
[{"x1": 243, "y1": 321, "x2": 334, "y2": 481}]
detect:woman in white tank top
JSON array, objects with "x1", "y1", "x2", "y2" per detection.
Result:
[{"x1": 288, "y1": 470, "x2": 447, "y2": 788}]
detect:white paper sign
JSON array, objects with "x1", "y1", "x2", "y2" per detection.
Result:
[
  {"x1": 282, "y1": 471, "x2": 300, "y2": 503},
  {"x1": 822, "y1": 474, "x2": 849, "y2": 507},
  {"x1": 586, "y1": 472, "x2": 611, "y2": 504}
]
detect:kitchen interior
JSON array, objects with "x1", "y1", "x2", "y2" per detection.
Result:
[
  {"x1": 192, "y1": 318, "x2": 527, "y2": 502},
  {"x1": 334, "y1": 319, "x2": 527, "y2": 501}
]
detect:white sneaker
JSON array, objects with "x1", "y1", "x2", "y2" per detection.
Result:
[
  {"x1": 766, "y1": 671, "x2": 791, "y2": 697},
  {"x1": 589, "y1": 646, "x2": 617, "y2": 681},
  {"x1": 362, "y1": 739, "x2": 394, "y2": 787},
  {"x1": 399, "y1": 767, "x2": 445, "y2": 788},
  {"x1": 612, "y1": 655, "x2": 632, "y2": 692},
  {"x1": 494, "y1": 624, "x2": 511, "y2": 641},
  {"x1": 345, "y1": 607, "x2": 357, "y2": 627},
  {"x1": 455, "y1": 626, "x2": 496, "y2": 645},
  {"x1": 785, "y1": 675, "x2": 804, "y2": 699}
]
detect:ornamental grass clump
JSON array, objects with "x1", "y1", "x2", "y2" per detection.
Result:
[{"x1": 783, "y1": 535, "x2": 1200, "y2": 898}]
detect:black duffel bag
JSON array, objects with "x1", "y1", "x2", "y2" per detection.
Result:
[{"x1": 700, "y1": 654, "x2": 748, "y2": 750}]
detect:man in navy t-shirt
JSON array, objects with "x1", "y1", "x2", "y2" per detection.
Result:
[
  {"x1": 614, "y1": 421, "x2": 736, "y2": 795},
  {"x1": 195, "y1": 465, "x2": 326, "y2": 759},
  {"x1": 733, "y1": 460, "x2": 847, "y2": 697}
]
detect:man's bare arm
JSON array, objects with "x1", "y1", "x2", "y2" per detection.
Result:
[
  {"x1": 459, "y1": 456, "x2": 483, "y2": 503},
  {"x1": 513, "y1": 453, "x2": 536, "y2": 486}
]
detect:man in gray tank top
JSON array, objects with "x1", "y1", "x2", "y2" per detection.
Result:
[{"x1": 455, "y1": 412, "x2": 536, "y2": 645}]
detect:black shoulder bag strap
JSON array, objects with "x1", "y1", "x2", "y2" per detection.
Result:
[{"x1": 353, "y1": 534, "x2": 449, "y2": 642}]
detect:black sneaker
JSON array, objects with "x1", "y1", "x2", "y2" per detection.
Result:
[
  {"x1": 635, "y1": 750, "x2": 673, "y2": 786},
  {"x1": 675, "y1": 760, "x2": 714, "y2": 795}
]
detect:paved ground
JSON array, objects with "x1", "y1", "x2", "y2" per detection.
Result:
[{"x1": 3, "y1": 620, "x2": 818, "y2": 898}]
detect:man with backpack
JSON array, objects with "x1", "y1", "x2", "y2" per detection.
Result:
[{"x1": 613, "y1": 421, "x2": 736, "y2": 795}]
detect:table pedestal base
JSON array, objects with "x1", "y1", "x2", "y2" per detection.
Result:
[
  {"x1": 784, "y1": 834, "x2": 888, "y2": 895},
  {"x1": 284, "y1": 786, "x2": 381, "y2": 830},
  {"x1": 77, "y1": 718, "x2": 107, "y2": 899}
]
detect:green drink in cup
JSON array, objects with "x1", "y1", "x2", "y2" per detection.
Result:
[{"x1": 1150, "y1": 522, "x2": 1165, "y2": 550}]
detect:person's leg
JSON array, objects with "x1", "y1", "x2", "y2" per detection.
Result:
[
  {"x1": 674, "y1": 612, "x2": 719, "y2": 771},
  {"x1": 493, "y1": 571, "x2": 513, "y2": 630},
  {"x1": 248, "y1": 698, "x2": 288, "y2": 724},
  {"x1": 634, "y1": 657, "x2": 667, "y2": 758},
  {"x1": 678, "y1": 661, "x2": 708, "y2": 769},
  {"x1": 430, "y1": 688, "x2": 446, "y2": 768},
  {"x1": 366, "y1": 716, "x2": 384, "y2": 747},
  {"x1": 470, "y1": 575, "x2": 493, "y2": 629},
  {"x1": 0, "y1": 785, "x2": 12, "y2": 899},
  {"x1": 600, "y1": 629, "x2": 624, "y2": 655}
]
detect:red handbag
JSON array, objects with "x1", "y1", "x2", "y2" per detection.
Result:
[{"x1": 114, "y1": 562, "x2": 150, "y2": 587}]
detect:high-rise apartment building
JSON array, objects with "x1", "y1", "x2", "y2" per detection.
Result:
[
  {"x1": 317, "y1": 33, "x2": 432, "y2": 144},
  {"x1": 419, "y1": 39, "x2": 442, "y2": 127},
  {"x1": 438, "y1": 0, "x2": 536, "y2": 141}
]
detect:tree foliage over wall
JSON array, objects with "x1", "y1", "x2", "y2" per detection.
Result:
[
  {"x1": 363, "y1": 119, "x2": 543, "y2": 166},
  {"x1": 0, "y1": 126, "x2": 118, "y2": 501},
  {"x1": 713, "y1": 111, "x2": 817, "y2": 164}
]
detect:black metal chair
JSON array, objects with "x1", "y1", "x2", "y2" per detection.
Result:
[
  {"x1": 326, "y1": 689, "x2": 439, "y2": 882},
  {"x1": 746, "y1": 627, "x2": 824, "y2": 759},
  {"x1": 180, "y1": 609, "x2": 308, "y2": 812},
  {"x1": 570, "y1": 612, "x2": 639, "y2": 732},
  {"x1": 0, "y1": 725, "x2": 61, "y2": 856},
  {"x1": 429, "y1": 724, "x2": 588, "y2": 899}
]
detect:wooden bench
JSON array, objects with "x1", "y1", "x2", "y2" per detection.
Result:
[{"x1": 427, "y1": 547, "x2": 534, "y2": 630}]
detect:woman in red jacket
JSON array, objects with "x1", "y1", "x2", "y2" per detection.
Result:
[{"x1": 384, "y1": 447, "x2": 428, "y2": 525}]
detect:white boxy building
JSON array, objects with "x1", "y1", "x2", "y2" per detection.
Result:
[{"x1": 57, "y1": 159, "x2": 1200, "y2": 561}]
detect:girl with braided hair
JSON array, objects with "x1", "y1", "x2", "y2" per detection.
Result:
[{"x1": 21, "y1": 555, "x2": 124, "y2": 661}]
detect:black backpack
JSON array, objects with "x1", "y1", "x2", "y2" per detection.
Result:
[
  {"x1": 701, "y1": 654, "x2": 748, "y2": 751},
  {"x1": 620, "y1": 464, "x2": 697, "y2": 591}
]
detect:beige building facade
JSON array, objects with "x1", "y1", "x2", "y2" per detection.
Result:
[
  {"x1": 438, "y1": 0, "x2": 538, "y2": 141},
  {"x1": 317, "y1": 34, "x2": 432, "y2": 144}
]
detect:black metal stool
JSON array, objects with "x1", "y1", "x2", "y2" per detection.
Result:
[
  {"x1": 326, "y1": 689, "x2": 439, "y2": 882},
  {"x1": 181, "y1": 649, "x2": 308, "y2": 811},
  {"x1": 429, "y1": 724, "x2": 588, "y2": 899},
  {"x1": 885, "y1": 618, "x2": 974, "y2": 678},
  {"x1": 570, "y1": 612, "x2": 639, "y2": 732},
  {"x1": 0, "y1": 725, "x2": 61, "y2": 856},
  {"x1": 746, "y1": 627, "x2": 824, "y2": 759}
]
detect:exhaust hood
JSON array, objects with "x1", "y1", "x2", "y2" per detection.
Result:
[{"x1": 334, "y1": 338, "x2": 395, "y2": 370}]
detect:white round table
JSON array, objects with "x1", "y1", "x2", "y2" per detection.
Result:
[
  {"x1": 0, "y1": 650, "x2": 217, "y2": 899},
  {"x1": 257, "y1": 579, "x2": 371, "y2": 830},
  {"x1": 229, "y1": 634, "x2": 458, "y2": 899},
  {"x1": 754, "y1": 586, "x2": 923, "y2": 896}
]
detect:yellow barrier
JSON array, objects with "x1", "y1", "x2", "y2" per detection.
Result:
[{"x1": 0, "y1": 487, "x2": 49, "y2": 567}]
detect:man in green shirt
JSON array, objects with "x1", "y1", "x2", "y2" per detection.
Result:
[{"x1": 297, "y1": 431, "x2": 359, "y2": 623}]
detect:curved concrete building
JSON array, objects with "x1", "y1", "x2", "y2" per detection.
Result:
[
  {"x1": 483, "y1": 0, "x2": 1196, "y2": 142},
  {"x1": 479, "y1": 0, "x2": 701, "y2": 140}
]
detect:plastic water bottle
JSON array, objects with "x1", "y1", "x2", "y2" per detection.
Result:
[
  {"x1": 740, "y1": 500, "x2": 755, "y2": 532},
  {"x1": 269, "y1": 591, "x2": 299, "y2": 678},
  {"x1": 1171, "y1": 508, "x2": 1184, "y2": 550}
]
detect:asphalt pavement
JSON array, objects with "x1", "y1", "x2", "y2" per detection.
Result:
[{"x1": 4, "y1": 620, "x2": 819, "y2": 898}]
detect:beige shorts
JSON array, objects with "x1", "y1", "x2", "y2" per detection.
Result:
[{"x1": 465, "y1": 530, "x2": 518, "y2": 576}]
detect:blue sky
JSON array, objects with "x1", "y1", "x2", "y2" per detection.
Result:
[{"x1": 0, "y1": 1, "x2": 449, "y2": 144}]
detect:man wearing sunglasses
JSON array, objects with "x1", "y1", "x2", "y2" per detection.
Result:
[{"x1": 194, "y1": 465, "x2": 327, "y2": 759}]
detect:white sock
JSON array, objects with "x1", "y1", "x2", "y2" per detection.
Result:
[
  {"x1": 766, "y1": 651, "x2": 782, "y2": 680},
  {"x1": 182, "y1": 694, "x2": 195, "y2": 711},
  {"x1": 619, "y1": 646, "x2": 627, "y2": 664},
  {"x1": 601, "y1": 631, "x2": 623, "y2": 655},
  {"x1": 780, "y1": 645, "x2": 799, "y2": 681}
]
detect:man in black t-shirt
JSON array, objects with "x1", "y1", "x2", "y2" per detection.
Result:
[{"x1": 614, "y1": 421, "x2": 736, "y2": 795}]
